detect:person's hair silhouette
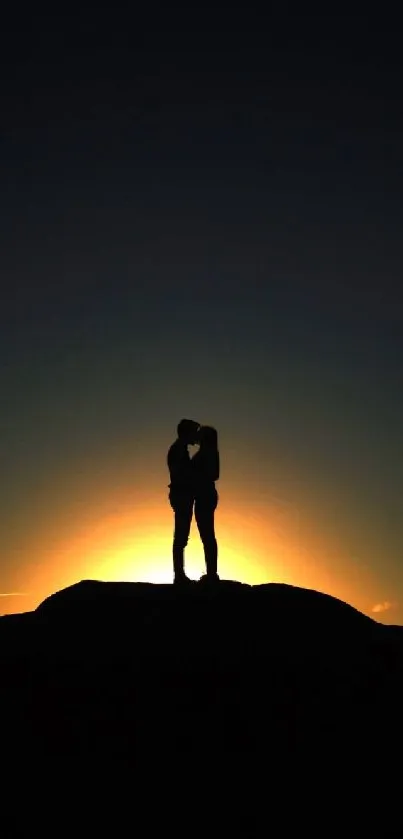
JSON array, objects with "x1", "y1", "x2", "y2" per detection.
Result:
[
  {"x1": 191, "y1": 425, "x2": 220, "y2": 583},
  {"x1": 167, "y1": 418, "x2": 200, "y2": 584}
]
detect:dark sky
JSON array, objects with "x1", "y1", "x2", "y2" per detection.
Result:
[{"x1": 1, "y1": 6, "x2": 402, "y2": 619}]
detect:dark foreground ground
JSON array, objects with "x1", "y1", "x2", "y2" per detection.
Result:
[{"x1": 1, "y1": 579, "x2": 402, "y2": 825}]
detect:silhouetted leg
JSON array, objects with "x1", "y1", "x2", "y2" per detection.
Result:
[
  {"x1": 195, "y1": 493, "x2": 218, "y2": 578},
  {"x1": 170, "y1": 493, "x2": 194, "y2": 582}
]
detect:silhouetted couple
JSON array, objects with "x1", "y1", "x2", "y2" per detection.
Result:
[{"x1": 167, "y1": 419, "x2": 219, "y2": 585}]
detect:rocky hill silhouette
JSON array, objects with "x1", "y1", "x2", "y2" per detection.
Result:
[{"x1": 1, "y1": 579, "x2": 402, "y2": 778}]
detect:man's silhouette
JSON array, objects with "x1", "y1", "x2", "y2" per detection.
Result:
[{"x1": 167, "y1": 418, "x2": 200, "y2": 584}]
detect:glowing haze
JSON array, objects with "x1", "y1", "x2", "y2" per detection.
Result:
[{"x1": 3, "y1": 411, "x2": 400, "y2": 623}]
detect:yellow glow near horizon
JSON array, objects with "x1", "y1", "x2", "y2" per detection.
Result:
[
  {"x1": 13, "y1": 487, "x2": 374, "y2": 620},
  {"x1": 23, "y1": 494, "x2": 293, "y2": 609}
]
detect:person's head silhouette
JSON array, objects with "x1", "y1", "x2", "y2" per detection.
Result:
[
  {"x1": 198, "y1": 425, "x2": 218, "y2": 448},
  {"x1": 177, "y1": 418, "x2": 200, "y2": 445}
]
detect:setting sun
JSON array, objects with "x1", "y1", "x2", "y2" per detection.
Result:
[
  {"x1": 16, "y1": 479, "x2": 369, "y2": 620},
  {"x1": 25, "y1": 491, "x2": 275, "y2": 608}
]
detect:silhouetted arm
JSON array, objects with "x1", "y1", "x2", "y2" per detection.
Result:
[{"x1": 167, "y1": 442, "x2": 192, "y2": 488}]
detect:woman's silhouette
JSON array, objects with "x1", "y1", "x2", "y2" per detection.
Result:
[{"x1": 192, "y1": 425, "x2": 220, "y2": 582}]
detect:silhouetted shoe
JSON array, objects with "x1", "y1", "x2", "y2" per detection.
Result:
[
  {"x1": 199, "y1": 573, "x2": 220, "y2": 585},
  {"x1": 174, "y1": 574, "x2": 194, "y2": 586}
]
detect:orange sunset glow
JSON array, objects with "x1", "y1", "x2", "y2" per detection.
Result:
[{"x1": 4, "y1": 464, "x2": 383, "y2": 624}]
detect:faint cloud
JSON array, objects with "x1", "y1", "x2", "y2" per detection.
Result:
[
  {"x1": 372, "y1": 600, "x2": 396, "y2": 614},
  {"x1": 0, "y1": 592, "x2": 29, "y2": 597}
]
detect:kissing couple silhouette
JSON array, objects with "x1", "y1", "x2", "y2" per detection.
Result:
[{"x1": 167, "y1": 419, "x2": 220, "y2": 585}]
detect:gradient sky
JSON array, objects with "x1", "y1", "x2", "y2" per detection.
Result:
[{"x1": 1, "y1": 7, "x2": 402, "y2": 621}]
